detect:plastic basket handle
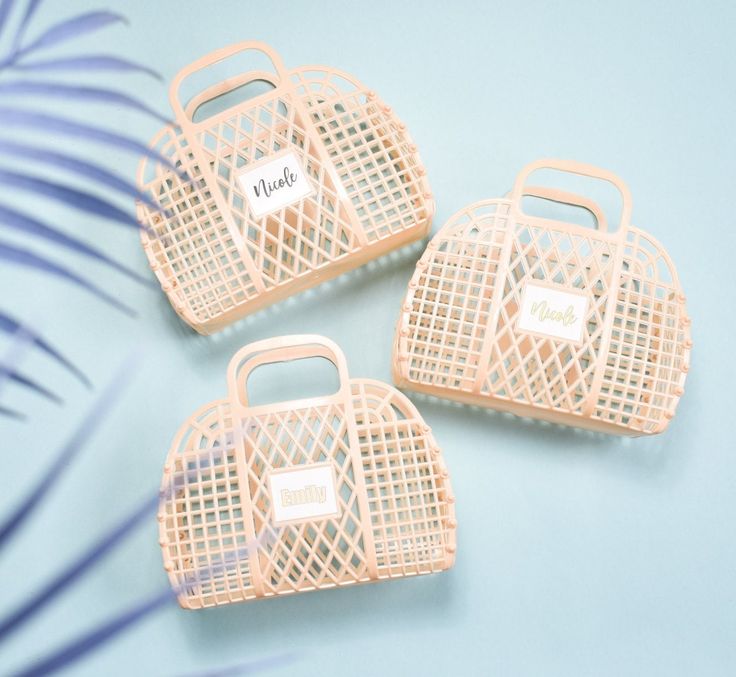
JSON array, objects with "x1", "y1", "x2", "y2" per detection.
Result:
[
  {"x1": 520, "y1": 185, "x2": 609, "y2": 232},
  {"x1": 169, "y1": 41, "x2": 288, "y2": 125},
  {"x1": 227, "y1": 335, "x2": 351, "y2": 408},
  {"x1": 510, "y1": 159, "x2": 632, "y2": 233}
]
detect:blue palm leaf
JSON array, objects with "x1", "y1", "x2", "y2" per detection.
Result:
[
  {"x1": 12, "y1": 588, "x2": 176, "y2": 677},
  {"x1": 0, "y1": 403, "x2": 24, "y2": 419},
  {"x1": 0, "y1": 4, "x2": 266, "y2": 674},
  {"x1": 13, "y1": 601, "x2": 296, "y2": 677},
  {"x1": 0, "y1": 241, "x2": 136, "y2": 315},
  {"x1": 10, "y1": 535, "x2": 290, "y2": 677},
  {"x1": 0, "y1": 108, "x2": 179, "y2": 174},
  {"x1": 0, "y1": 311, "x2": 89, "y2": 386},
  {"x1": 0, "y1": 0, "x2": 16, "y2": 39},
  {"x1": 0, "y1": 204, "x2": 153, "y2": 284},
  {"x1": 8, "y1": 0, "x2": 39, "y2": 50},
  {"x1": 11, "y1": 54, "x2": 161, "y2": 79},
  {"x1": 0, "y1": 81, "x2": 170, "y2": 123},
  {"x1": 0, "y1": 364, "x2": 61, "y2": 403},
  {"x1": 0, "y1": 139, "x2": 161, "y2": 212},
  {"x1": 0, "y1": 491, "x2": 159, "y2": 642},
  {"x1": 0, "y1": 170, "x2": 141, "y2": 229},
  {"x1": 0, "y1": 354, "x2": 137, "y2": 549},
  {"x1": 0, "y1": 386, "x2": 285, "y2": 675},
  {"x1": 12, "y1": 10, "x2": 126, "y2": 63}
]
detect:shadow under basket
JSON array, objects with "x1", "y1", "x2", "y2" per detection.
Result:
[
  {"x1": 393, "y1": 159, "x2": 692, "y2": 436},
  {"x1": 137, "y1": 41, "x2": 433, "y2": 334},
  {"x1": 159, "y1": 336, "x2": 456, "y2": 609}
]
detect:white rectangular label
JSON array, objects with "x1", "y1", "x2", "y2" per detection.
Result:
[
  {"x1": 517, "y1": 282, "x2": 589, "y2": 343},
  {"x1": 237, "y1": 150, "x2": 314, "y2": 218},
  {"x1": 268, "y1": 463, "x2": 340, "y2": 526}
]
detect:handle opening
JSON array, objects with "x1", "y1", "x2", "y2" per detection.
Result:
[
  {"x1": 171, "y1": 42, "x2": 286, "y2": 126},
  {"x1": 244, "y1": 355, "x2": 342, "y2": 408},
  {"x1": 189, "y1": 78, "x2": 278, "y2": 124},
  {"x1": 520, "y1": 185, "x2": 608, "y2": 232},
  {"x1": 511, "y1": 160, "x2": 632, "y2": 234},
  {"x1": 227, "y1": 335, "x2": 349, "y2": 409}
]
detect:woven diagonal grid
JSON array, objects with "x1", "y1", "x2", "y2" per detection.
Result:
[
  {"x1": 398, "y1": 199, "x2": 690, "y2": 434},
  {"x1": 138, "y1": 68, "x2": 431, "y2": 332},
  {"x1": 243, "y1": 403, "x2": 369, "y2": 595},
  {"x1": 161, "y1": 382, "x2": 454, "y2": 608},
  {"x1": 482, "y1": 220, "x2": 617, "y2": 412}
]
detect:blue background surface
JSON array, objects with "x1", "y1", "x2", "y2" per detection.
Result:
[{"x1": 1, "y1": 1, "x2": 734, "y2": 675}]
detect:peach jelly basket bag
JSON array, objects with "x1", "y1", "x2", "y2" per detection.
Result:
[
  {"x1": 137, "y1": 41, "x2": 434, "y2": 334},
  {"x1": 159, "y1": 335, "x2": 456, "y2": 609},
  {"x1": 393, "y1": 159, "x2": 692, "y2": 436}
]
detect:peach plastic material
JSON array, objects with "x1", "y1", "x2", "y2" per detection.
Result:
[
  {"x1": 393, "y1": 160, "x2": 692, "y2": 436},
  {"x1": 137, "y1": 42, "x2": 433, "y2": 334},
  {"x1": 159, "y1": 335, "x2": 456, "y2": 609}
]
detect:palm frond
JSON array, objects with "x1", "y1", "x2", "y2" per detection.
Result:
[
  {"x1": 0, "y1": 81, "x2": 170, "y2": 123},
  {"x1": 0, "y1": 108, "x2": 178, "y2": 172},
  {"x1": 0, "y1": 403, "x2": 286, "y2": 675},
  {"x1": 0, "y1": 446, "x2": 271, "y2": 641},
  {"x1": 0, "y1": 205, "x2": 152, "y2": 283},
  {"x1": 15, "y1": 611, "x2": 296, "y2": 677},
  {"x1": 8, "y1": 0, "x2": 38, "y2": 50},
  {"x1": 9, "y1": 10, "x2": 127, "y2": 64},
  {"x1": 0, "y1": 4, "x2": 270, "y2": 674},
  {"x1": 0, "y1": 311, "x2": 89, "y2": 386},
  {"x1": 0, "y1": 140, "x2": 161, "y2": 211},
  {"x1": 0, "y1": 3, "x2": 178, "y2": 367},
  {"x1": 0, "y1": 0, "x2": 16, "y2": 40},
  {"x1": 0, "y1": 492, "x2": 159, "y2": 642},
  {"x1": 0, "y1": 364, "x2": 61, "y2": 403},
  {"x1": 11, "y1": 54, "x2": 161, "y2": 79},
  {"x1": 0, "y1": 241, "x2": 136, "y2": 315},
  {"x1": 0, "y1": 403, "x2": 24, "y2": 419},
  {"x1": 12, "y1": 588, "x2": 175, "y2": 677},
  {"x1": 10, "y1": 533, "x2": 288, "y2": 677},
  {"x1": 0, "y1": 171, "x2": 141, "y2": 229},
  {"x1": 0, "y1": 353, "x2": 137, "y2": 549}
]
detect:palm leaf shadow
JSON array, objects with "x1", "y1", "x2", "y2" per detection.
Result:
[
  {"x1": 0, "y1": 1, "x2": 172, "y2": 414},
  {"x1": 0, "y1": 5, "x2": 289, "y2": 675},
  {"x1": 0, "y1": 355, "x2": 290, "y2": 676}
]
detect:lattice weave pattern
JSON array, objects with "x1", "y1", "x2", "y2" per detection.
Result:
[
  {"x1": 394, "y1": 162, "x2": 691, "y2": 435},
  {"x1": 138, "y1": 43, "x2": 433, "y2": 334},
  {"x1": 159, "y1": 361, "x2": 455, "y2": 609}
]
